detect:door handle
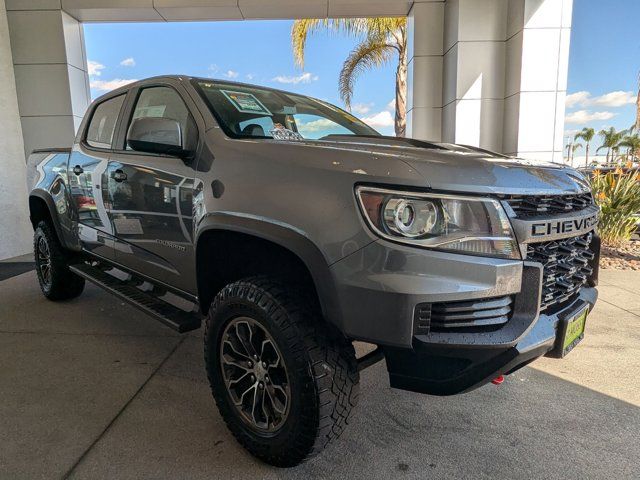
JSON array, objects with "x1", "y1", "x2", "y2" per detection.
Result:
[
  {"x1": 72, "y1": 165, "x2": 83, "y2": 175},
  {"x1": 112, "y1": 169, "x2": 127, "y2": 182}
]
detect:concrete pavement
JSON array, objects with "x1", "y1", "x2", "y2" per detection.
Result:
[{"x1": 0, "y1": 267, "x2": 638, "y2": 479}]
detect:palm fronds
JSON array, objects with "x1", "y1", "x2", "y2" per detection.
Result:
[
  {"x1": 291, "y1": 17, "x2": 407, "y2": 136},
  {"x1": 339, "y1": 40, "x2": 396, "y2": 109}
]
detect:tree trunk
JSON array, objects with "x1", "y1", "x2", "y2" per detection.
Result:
[
  {"x1": 394, "y1": 48, "x2": 407, "y2": 138},
  {"x1": 635, "y1": 78, "x2": 640, "y2": 131},
  {"x1": 585, "y1": 143, "x2": 589, "y2": 168}
]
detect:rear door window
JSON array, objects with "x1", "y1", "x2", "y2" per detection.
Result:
[{"x1": 85, "y1": 94, "x2": 126, "y2": 149}]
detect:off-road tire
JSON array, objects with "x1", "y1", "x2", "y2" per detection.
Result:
[
  {"x1": 204, "y1": 276, "x2": 359, "y2": 467},
  {"x1": 33, "y1": 221, "x2": 85, "y2": 300}
]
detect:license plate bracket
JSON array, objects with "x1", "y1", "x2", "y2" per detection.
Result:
[{"x1": 555, "y1": 306, "x2": 589, "y2": 357}]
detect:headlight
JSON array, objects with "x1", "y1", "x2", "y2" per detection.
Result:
[{"x1": 356, "y1": 186, "x2": 520, "y2": 259}]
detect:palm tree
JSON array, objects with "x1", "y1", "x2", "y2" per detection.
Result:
[
  {"x1": 574, "y1": 127, "x2": 595, "y2": 168},
  {"x1": 635, "y1": 72, "x2": 640, "y2": 132},
  {"x1": 565, "y1": 142, "x2": 573, "y2": 165},
  {"x1": 619, "y1": 133, "x2": 640, "y2": 161},
  {"x1": 597, "y1": 127, "x2": 625, "y2": 163},
  {"x1": 572, "y1": 142, "x2": 582, "y2": 165},
  {"x1": 292, "y1": 18, "x2": 407, "y2": 136}
]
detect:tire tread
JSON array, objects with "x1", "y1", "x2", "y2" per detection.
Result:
[{"x1": 203, "y1": 276, "x2": 359, "y2": 467}]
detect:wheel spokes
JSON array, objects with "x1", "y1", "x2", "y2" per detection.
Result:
[
  {"x1": 222, "y1": 338, "x2": 252, "y2": 363},
  {"x1": 266, "y1": 384, "x2": 288, "y2": 416},
  {"x1": 260, "y1": 339, "x2": 281, "y2": 369},
  {"x1": 220, "y1": 317, "x2": 290, "y2": 433},
  {"x1": 251, "y1": 384, "x2": 269, "y2": 428},
  {"x1": 234, "y1": 321, "x2": 259, "y2": 359},
  {"x1": 234, "y1": 382, "x2": 256, "y2": 407},
  {"x1": 37, "y1": 238, "x2": 52, "y2": 286}
]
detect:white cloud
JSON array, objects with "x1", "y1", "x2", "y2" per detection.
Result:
[
  {"x1": 590, "y1": 90, "x2": 636, "y2": 107},
  {"x1": 351, "y1": 103, "x2": 373, "y2": 115},
  {"x1": 565, "y1": 91, "x2": 590, "y2": 108},
  {"x1": 246, "y1": 73, "x2": 255, "y2": 80},
  {"x1": 361, "y1": 110, "x2": 394, "y2": 128},
  {"x1": 87, "y1": 60, "x2": 105, "y2": 77},
  {"x1": 120, "y1": 57, "x2": 136, "y2": 67},
  {"x1": 564, "y1": 110, "x2": 616, "y2": 124},
  {"x1": 386, "y1": 99, "x2": 396, "y2": 111},
  {"x1": 566, "y1": 90, "x2": 636, "y2": 108},
  {"x1": 297, "y1": 118, "x2": 339, "y2": 133},
  {"x1": 90, "y1": 78, "x2": 138, "y2": 92},
  {"x1": 271, "y1": 72, "x2": 318, "y2": 85},
  {"x1": 563, "y1": 129, "x2": 580, "y2": 138},
  {"x1": 224, "y1": 70, "x2": 239, "y2": 79}
]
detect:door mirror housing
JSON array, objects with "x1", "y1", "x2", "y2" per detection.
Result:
[{"x1": 127, "y1": 117, "x2": 193, "y2": 157}]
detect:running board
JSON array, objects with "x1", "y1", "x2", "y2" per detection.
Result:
[{"x1": 69, "y1": 263, "x2": 202, "y2": 333}]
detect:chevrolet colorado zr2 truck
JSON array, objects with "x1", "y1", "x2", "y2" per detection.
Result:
[{"x1": 27, "y1": 76, "x2": 600, "y2": 467}]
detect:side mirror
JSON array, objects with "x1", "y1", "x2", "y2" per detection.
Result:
[{"x1": 127, "y1": 117, "x2": 192, "y2": 157}]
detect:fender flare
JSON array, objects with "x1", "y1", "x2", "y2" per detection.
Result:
[
  {"x1": 29, "y1": 189, "x2": 70, "y2": 250},
  {"x1": 195, "y1": 212, "x2": 344, "y2": 330}
]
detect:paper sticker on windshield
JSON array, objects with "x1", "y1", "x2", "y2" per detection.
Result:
[{"x1": 221, "y1": 90, "x2": 271, "y2": 116}]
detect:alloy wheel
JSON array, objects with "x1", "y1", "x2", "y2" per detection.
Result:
[
  {"x1": 220, "y1": 317, "x2": 291, "y2": 433},
  {"x1": 37, "y1": 236, "x2": 52, "y2": 288}
]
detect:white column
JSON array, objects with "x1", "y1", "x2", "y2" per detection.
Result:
[
  {"x1": 406, "y1": 0, "x2": 445, "y2": 142},
  {"x1": 407, "y1": 0, "x2": 571, "y2": 161},
  {"x1": 441, "y1": 0, "x2": 507, "y2": 151},
  {"x1": 6, "y1": 2, "x2": 90, "y2": 157},
  {"x1": 503, "y1": 0, "x2": 572, "y2": 162},
  {"x1": 0, "y1": 0, "x2": 32, "y2": 259}
]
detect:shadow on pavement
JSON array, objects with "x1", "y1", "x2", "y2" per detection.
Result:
[
  {"x1": 1, "y1": 272, "x2": 638, "y2": 480},
  {"x1": 66, "y1": 336, "x2": 639, "y2": 480}
]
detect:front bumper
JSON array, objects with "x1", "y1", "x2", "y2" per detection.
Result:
[
  {"x1": 384, "y1": 279, "x2": 597, "y2": 396},
  {"x1": 330, "y1": 238, "x2": 599, "y2": 396}
]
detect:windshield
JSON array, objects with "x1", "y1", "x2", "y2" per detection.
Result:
[{"x1": 193, "y1": 80, "x2": 380, "y2": 140}]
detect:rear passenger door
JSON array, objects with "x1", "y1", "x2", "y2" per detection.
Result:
[
  {"x1": 106, "y1": 81, "x2": 200, "y2": 294},
  {"x1": 68, "y1": 92, "x2": 126, "y2": 259}
]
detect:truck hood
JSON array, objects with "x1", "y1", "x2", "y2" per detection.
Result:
[{"x1": 305, "y1": 136, "x2": 592, "y2": 196}]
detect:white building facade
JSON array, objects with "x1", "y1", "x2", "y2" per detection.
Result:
[{"x1": 0, "y1": 0, "x2": 572, "y2": 259}]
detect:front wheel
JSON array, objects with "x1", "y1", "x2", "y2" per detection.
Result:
[{"x1": 204, "y1": 277, "x2": 359, "y2": 467}]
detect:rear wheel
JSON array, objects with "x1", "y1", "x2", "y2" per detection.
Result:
[
  {"x1": 33, "y1": 221, "x2": 85, "y2": 300},
  {"x1": 204, "y1": 276, "x2": 359, "y2": 467}
]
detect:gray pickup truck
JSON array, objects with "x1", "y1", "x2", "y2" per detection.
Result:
[{"x1": 28, "y1": 75, "x2": 600, "y2": 467}]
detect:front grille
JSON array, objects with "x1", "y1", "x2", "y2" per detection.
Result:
[
  {"x1": 526, "y1": 232, "x2": 595, "y2": 311},
  {"x1": 504, "y1": 192, "x2": 593, "y2": 217},
  {"x1": 415, "y1": 296, "x2": 514, "y2": 333}
]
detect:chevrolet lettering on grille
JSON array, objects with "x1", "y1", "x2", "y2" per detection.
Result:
[
  {"x1": 530, "y1": 213, "x2": 599, "y2": 238},
  {"x1": 509, "y1": 205, "x2": 599, "y2": 244}
]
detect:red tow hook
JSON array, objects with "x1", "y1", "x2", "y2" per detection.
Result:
[{"x1": 491, "y1": 375, "x2": 505, "y2": 385}]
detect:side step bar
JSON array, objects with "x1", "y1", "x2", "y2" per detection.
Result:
[{"x1": 69, "y1": 263, "x2": 202, "y2": 333}]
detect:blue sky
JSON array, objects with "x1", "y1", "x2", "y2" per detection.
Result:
[
  {"x1": 84, "y1": 20, "x2": 397, "y2": 135},
  {"x1": 564, "y1": 0, "x2": 640, "y2": 152},
  {"x1": 84, "y1": 1, "x2": 640, "y2": 145}
]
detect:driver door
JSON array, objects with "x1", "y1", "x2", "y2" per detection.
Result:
[{"x1": 106, "y1": 82, "x2": 200, "y2": 294}]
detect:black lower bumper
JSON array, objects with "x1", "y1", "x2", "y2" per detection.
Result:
[{"x1": 383, "y1": 265, "x2": 598, "y2": 396}]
